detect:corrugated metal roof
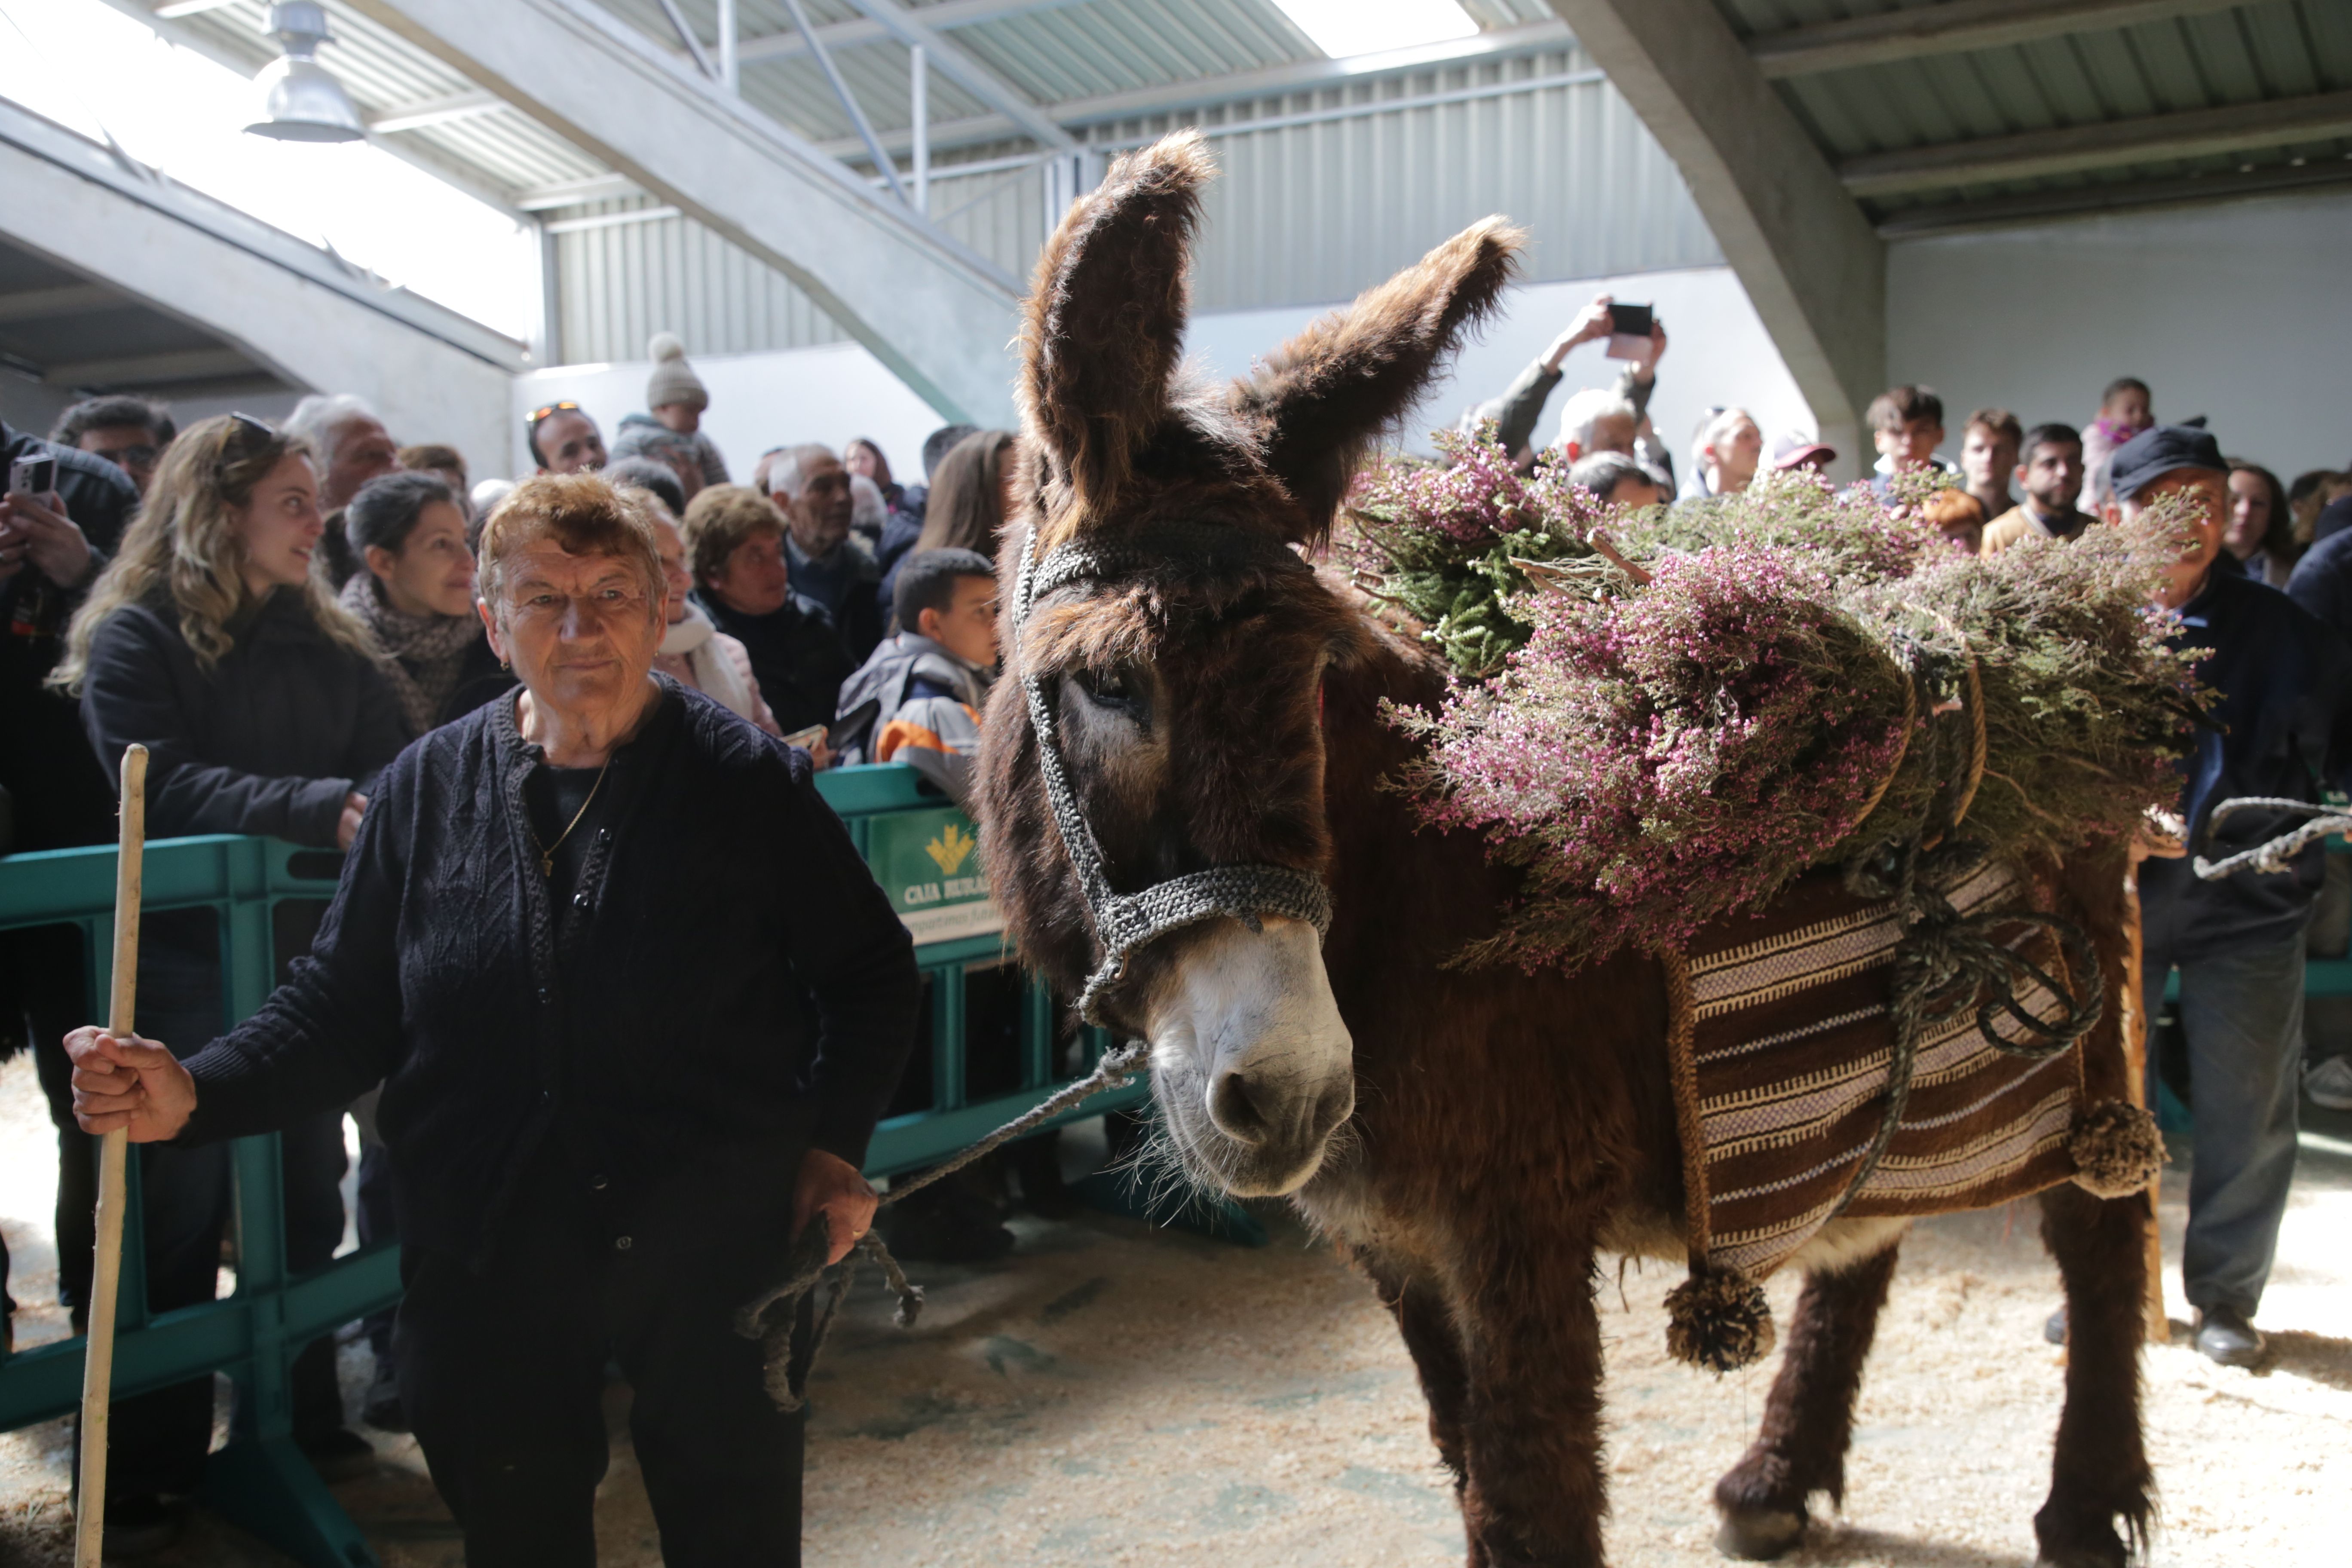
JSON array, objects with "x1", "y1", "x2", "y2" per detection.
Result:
[
  {"x1": 548, "y1": 43, "x2": 1721, "y2": 363},
  {"x1": 1714, "y1": 0, "x2": 2352, "y2": 225},
  {"x1": 128, "y1": 1, "x2": 1719, "y2": 367},
  {"x1": 155, "y1": 1, "x2": 1588, "y2": 204}
]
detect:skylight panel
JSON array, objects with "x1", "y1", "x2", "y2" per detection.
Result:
[{"x1": 1270, "y1": 0, "x2": 1479, "y2": 60}]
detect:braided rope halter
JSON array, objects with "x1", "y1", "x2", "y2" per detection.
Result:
[
  {"x1": 1011, "y1": 518, "x2": 1336, "y2": 1026},
  {"x1": 734, "y1": 518, "x2": 1342, "y2": 1412}
]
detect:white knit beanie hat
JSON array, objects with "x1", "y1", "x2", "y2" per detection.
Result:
[{"x1": 646, "y1": 331, "x2": 709, "y2": 412}]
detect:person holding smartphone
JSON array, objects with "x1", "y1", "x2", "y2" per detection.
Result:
[
  {"x1": 1458, "y1": 292, "x2": 1670, "y2": 479},
  {"x1": 0, "y1": 419, "x2": 139, "y2": 1441}
]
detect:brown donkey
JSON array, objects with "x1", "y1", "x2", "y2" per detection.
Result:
[{"x1": 977, "y1": 132, "x2": 2154, "y2": 1568}]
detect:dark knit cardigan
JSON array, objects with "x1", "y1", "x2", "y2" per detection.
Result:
[{"x1": 176, "y1": 679, "x2": 920, "y2": 1265}]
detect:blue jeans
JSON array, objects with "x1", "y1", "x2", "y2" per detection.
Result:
[{"x1": 2143, "y1": 925, "x2": 2305, "y2": 1318}]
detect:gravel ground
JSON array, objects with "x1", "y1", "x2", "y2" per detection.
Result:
[{"x1": 2, "y1": 1052, "x2": 2344, "y2": 1566}]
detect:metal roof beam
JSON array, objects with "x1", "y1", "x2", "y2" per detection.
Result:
[
  {"x1": 1875, "y1": 158, "x2": 2352, "y2": 237},
  {"x1": 836, "y1": 0, "x2": 1076, "y2": 150},
  {"x1": 368, "y1": 88, "x2": 505, "y2": 134},
  {"x1": 1751, "y1": 0, "x2": 2251, "y2": 81},
  {"x1": 1055, "y1": 19, "x2": 1577, "y2": 129},
  {"x1": 1543, "y1": 0, "x2": 1884, "y2": 436},
  {"x1": 1842, "y1": 90, "x2": 2352, "y2": 196},
  {"x1": 45, "y1": 347, "x2": 258, "y2": 386},
  {"x1": 97, "y1": 0, "x2": 534, "y2": 220},
  {"x1": 0, "y1": 284, "x2": 118, "y2": 322},
  {"x1": 814, "y1": 18, "x2": 1582, "y2": 162},
  {"x1": 352, "y1": 0, "x2": 1023, "y2": 426},
  {"x1": 732, "y1": 0, "x2": 1089, "y2": 66},
  {"x1": 516, "y1": 172, "x2": 643, "y2": 209},
  {"x1": 0, "y1": 97, "x2": 518, "y2": 471}
]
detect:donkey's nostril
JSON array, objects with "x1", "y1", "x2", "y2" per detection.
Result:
[{"x1": 1207, "y1": 1070, "x2": 1272, "y2": 1145}]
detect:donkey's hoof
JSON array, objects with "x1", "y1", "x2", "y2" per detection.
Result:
[
  {"x1": 2036, "y1": 1554, "x2": 2124, "y2": 1568},
  {"x1": 1714, "y1": 1506, "x2": 1806, "y2": 1560}
]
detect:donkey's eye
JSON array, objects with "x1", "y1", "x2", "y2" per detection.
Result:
[{"x1": 1072, "y1": 665, "x2": 1140, "y2": 710}]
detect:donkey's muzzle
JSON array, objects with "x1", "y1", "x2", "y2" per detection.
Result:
[{"x1": 1146, "y1": 916, "x2": 1355, "y2": 1197}]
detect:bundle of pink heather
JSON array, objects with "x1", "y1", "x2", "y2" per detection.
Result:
[
  {"x1": 1390, "y1": 544, "x2": 1914, "y2": 968},
  {"x1": 1351, "y1": 441, "x2": 2206, "y2": 971}
]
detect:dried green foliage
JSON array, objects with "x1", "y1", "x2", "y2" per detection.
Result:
[{"x1": 1342, "y1": 435, "x2": 2210, "y2": 969}]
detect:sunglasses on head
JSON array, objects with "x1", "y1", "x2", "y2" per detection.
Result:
[
  {"x1": 214, "y1": 411, "x2": 278, "y2": 468},
  {"x1": 527, "y1": 401, "x2": 582, "y2": 428}
]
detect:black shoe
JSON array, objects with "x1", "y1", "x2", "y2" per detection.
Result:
[
  {"x1": 362, "y1": 1370, "x2": 408, "y2": 1433},
  {"x1": 2193, "y1": 1305, "x2": 2264, "y2": 1368},
  {"x1": 300, "y1": 1426, "x2": 378, "y2": 1482},
  {"x1": 100, "y1": 1494, "x2": 184, "y2": 1559},
  {"x1": 1008, "y1": 1133, "x2": 1082, "y2": 1220},
  {"x1": 2043, "y1": 1305, "x2": 2067, "y2": 1346}
]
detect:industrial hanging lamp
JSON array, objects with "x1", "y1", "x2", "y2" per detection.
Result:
[{"x1": 245, "y1": 2, "x2": 366, "y2": 143}]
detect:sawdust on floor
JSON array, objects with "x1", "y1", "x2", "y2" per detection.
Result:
[{"x1": 1, "y1": 1053, "x2": 2345, "y2": 1566}]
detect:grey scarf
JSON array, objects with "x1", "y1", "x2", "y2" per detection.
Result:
[{"x1": 338, "y1": 571, "x2": 484, "y2": 737}]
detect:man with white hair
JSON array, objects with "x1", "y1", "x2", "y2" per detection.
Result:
[
  {"x1": 766, "y1": 443, "x2": 883, "y2": 661},
  {"x1": 285, "y1": 393, "x2": 397, "y2": 514},
  {"x1": 1554, "y1": 388, "x2": 1640, "y2": 465},
  {"x1": 1684, "y1": 407, "x2": 1763, "y2": 499},
  {"x1": 286, "y1": 393, "x2": 398, "y2": 588},
  {"x1": 1461, "y1": 294, "x2": 1672, "y2": 484}
]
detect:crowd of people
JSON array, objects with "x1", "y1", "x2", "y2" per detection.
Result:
[
  {"x1": 1464, "y1": 296, "x2": 2352, "y2": 1377},
  {"x1": 0, "y1": 336, "x2": 1014, "y2": 1559},
  {"x1": 1, "y1": 314, "x2": 2347, "y2": 1558}
]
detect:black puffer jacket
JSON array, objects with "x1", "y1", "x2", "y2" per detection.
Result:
[
  {"x1": 0, "y1": 421, "x2": 140, "y2": 852},
  {"x1": 691, "y1": 588, "x2": 852, "y2": 737},
  {"x1": 175, "y1": 681, "x2": 920, "y2": 1265},
  {"x1": 79, "y1": 588, "x2": 409, "y2": 847}
]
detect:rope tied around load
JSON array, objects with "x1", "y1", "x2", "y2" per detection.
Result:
[
  {"x1": 734, "y1": 1041, "x2": 1153, "y2": 1412},
  {"x1": 1825, "y1": 634, "x2": 2103, "y2": 1222}
]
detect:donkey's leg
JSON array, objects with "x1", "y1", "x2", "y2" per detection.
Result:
[
  {"x1": 1452, "y1": 1233, "x2": 1609, "y2": 1568},
  {"x1": 1362, "y1": 1254, "x2": 1474, "y2": 1505},
  {"x1": 1712, "y1": 1240, "x2": 1901, "y2": 1560},
  {"x1": 2033, "y1": 1183, "x2": 2154, "y2": 1568}
]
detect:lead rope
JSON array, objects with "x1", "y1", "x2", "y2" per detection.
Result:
[
  {"x1": 2190, "y1": 796, "x2": 2352, "y2": 879},
  {"x1": 735, "y1": 1041, "x2": 1152, "y2": 1412}
]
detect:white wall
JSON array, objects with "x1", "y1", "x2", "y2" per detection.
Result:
[
  {"x1": 1888, "y1": 190, "x2": 2352, "y2": 484},
  {"x1": 511, "y1": 342, "x2": 948, "y2": 485},
  {"x1": 515, "y1": 263, "x2": 1810, "y2": 487},
  {"x1": 1182, "y1": 265, "x2": 1816, "y2": 477}
]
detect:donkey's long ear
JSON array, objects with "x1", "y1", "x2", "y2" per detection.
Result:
[
  {"x1": 1019, "y1": 131, "x2": 1212, "y2": 514},
  {"x1": 1233, "y1": 217, "x2": 1523, "y2": 539}
]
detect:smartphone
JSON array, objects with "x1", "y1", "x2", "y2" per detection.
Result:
[
  {"x1": 781, "y1": 723, "x2": 828, "y2": 751},
  {"x1": 8, "y1": 455, "x2": 57, "y2": 497},
  {"x1": 1605, "y1": 302, "x2": 1654, "y2": 361}
]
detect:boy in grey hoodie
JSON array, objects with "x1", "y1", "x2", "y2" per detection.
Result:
[{"x1": 834, "y1": 548, "x2": 996, "y2": 805}]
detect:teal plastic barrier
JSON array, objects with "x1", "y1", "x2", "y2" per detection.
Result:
[{"x1": 0, "y1": 763, "x2": 1143, "y2": 1566}]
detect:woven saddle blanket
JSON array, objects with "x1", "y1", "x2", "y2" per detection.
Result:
[{"x1": 1663, "y1": 857, "x2": 2089, "y2": 1282}]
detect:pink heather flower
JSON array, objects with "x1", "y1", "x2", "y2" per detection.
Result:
[{"x1": 1411, "y1": 544, "x2": 1909, "y2": 968}]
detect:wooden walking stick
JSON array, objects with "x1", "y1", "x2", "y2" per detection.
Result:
[{"x1": 75, "y1": 743, "x2": 147, "y2": 1568}]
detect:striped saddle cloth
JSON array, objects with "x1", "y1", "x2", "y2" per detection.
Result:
[{"x1": 1662, "y1": 857, "x2": 2089, "y2": 1281}]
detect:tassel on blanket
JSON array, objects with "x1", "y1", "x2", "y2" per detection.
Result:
[
  {"x1": 1665, "y1": 1267, "x2": 1777, "y2": 1374},
  {"x1": 2067, "y1": 1098, "x2": 2163, "y2": 1199}
]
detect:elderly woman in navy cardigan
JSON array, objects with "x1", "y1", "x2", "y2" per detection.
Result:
[{"x1": 68, "y1": 473, "x2": 920, "y2": 1566}]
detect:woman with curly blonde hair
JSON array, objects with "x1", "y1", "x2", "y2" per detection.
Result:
[{"x1": 50, "y1": 413, "x2": 403, "y2": 1543}]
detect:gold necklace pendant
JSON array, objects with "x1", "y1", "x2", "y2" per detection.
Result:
[{"x1": 529, "y1": 753, "x2": 614, "y2": 879}]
